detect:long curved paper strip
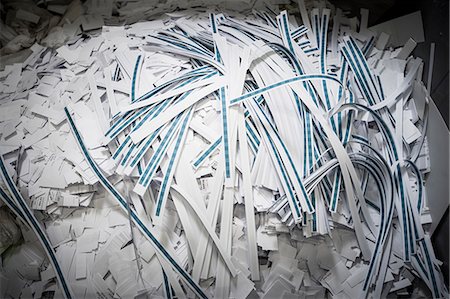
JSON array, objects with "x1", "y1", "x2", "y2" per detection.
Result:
[
  {"x1": 0, "y1": 157, "x2": 75, "y2": 299},
  {"x1": 153, "y1": 108, "x2": 194, "y2": 223},
  {"x1": 236, "y1": 104, "x2": 260, "y2": 280},
  {"x1": 64, "y1": 107, "x2": 209, "y2": 299},
  {"x1": 229, "y1": 73, "x2": 343, "y2": 106},
  {"x1": 333, "y1": 104, "x2": 445, "y2": 296},
  {"x1": 336, "y1": 102, "x2": 414, "y2": 262},
  {"x1": 0, "y1": 185, "x2": 27, "y2": 224}
]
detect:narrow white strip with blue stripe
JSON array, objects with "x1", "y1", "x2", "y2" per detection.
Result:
[{"x1": 64, "y1": 107, "x2": 209, "y2": 299}]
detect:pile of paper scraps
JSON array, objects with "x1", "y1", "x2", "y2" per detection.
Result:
[{"x1": 0, "y1": 0, "x2": 448, "y2": 298}]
